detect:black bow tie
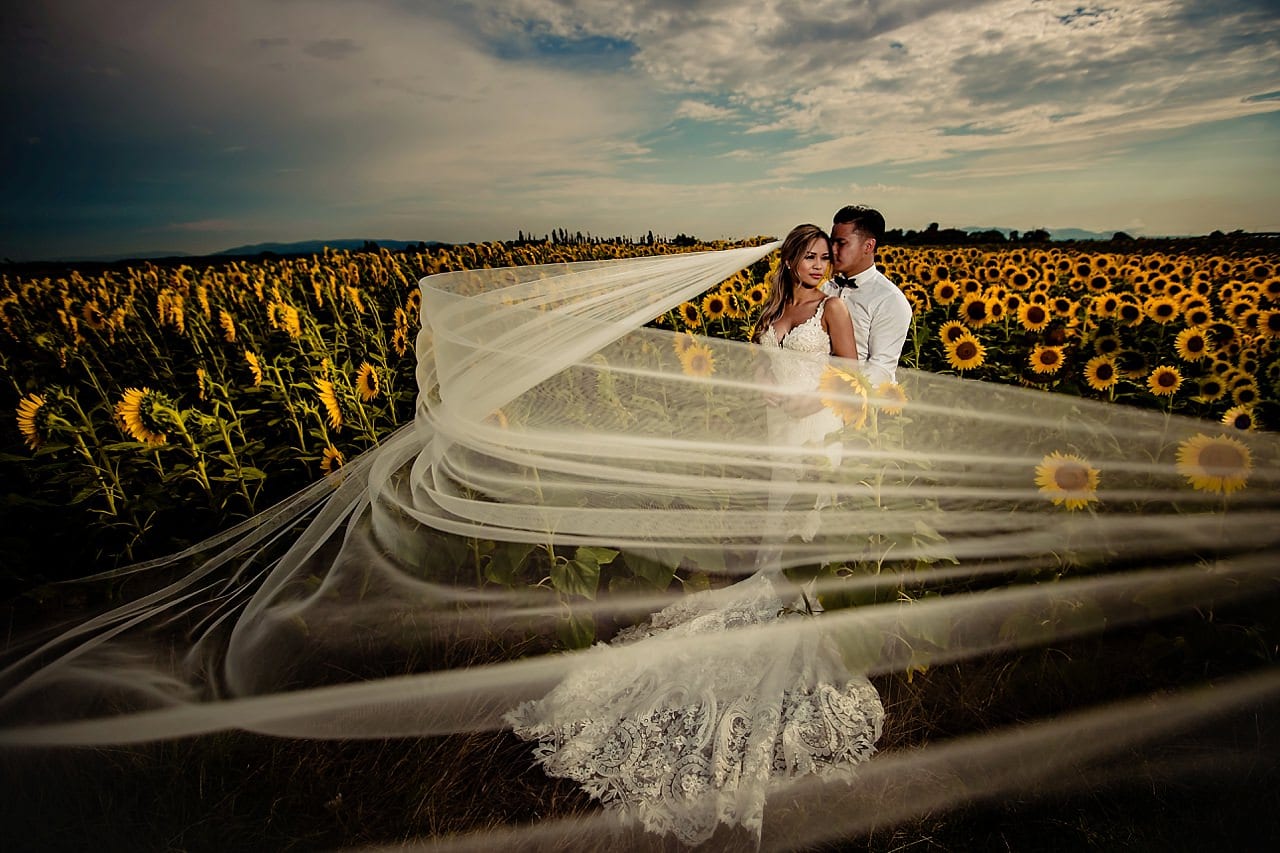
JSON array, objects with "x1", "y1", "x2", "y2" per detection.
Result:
[{"x1": 833, "y1": 273, "x2": 858, "y2": 289}]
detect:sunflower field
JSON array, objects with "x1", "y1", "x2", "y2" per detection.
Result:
[
  {"x1": 659, "y1": 242, "x2": 1280, "y2": 437},
  {"x1": 3, "y1": 236, "x2": 1278, "y2": 591}
]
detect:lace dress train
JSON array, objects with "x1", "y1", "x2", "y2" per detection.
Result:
[{"x1": 505, "y1": 573, "x2": 884, "y2": 846}]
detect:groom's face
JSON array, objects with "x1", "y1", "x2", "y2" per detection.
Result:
[{"x1": 831, "y1": 222, "x2": 875, "y2": 274}]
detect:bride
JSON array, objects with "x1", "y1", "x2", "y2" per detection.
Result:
[{"x1": 506, "y1": 225, "x2": 884, "y2": 847}]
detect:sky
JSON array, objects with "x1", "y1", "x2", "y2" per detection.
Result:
[{"x1": 3, "y1": 0, "x2": 1279, "y2": 261}]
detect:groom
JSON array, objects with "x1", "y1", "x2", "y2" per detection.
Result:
[{"x1": 823, "y1": 205, "x2": 912, "y2": 386}]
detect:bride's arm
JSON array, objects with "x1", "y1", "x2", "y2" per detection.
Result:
[{"x1": 822, "y1": 297, "x2": 858, "y2": 360}]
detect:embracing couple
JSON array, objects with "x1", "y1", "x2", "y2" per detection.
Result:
[{"x1": 752, "y1": 205, "x2": 913, "y2": 387}]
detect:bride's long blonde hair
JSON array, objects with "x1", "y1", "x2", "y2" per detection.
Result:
[{"x1": 751, "y1": 223, "x2": 830, "y2": 343}]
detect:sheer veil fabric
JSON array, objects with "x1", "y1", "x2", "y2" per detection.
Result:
[{"x1": 2, "y1": 243, "x2": 1279, "y2": 849}]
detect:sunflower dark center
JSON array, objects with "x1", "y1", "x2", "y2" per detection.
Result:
[
  {"x1": 956, "y1": 341, "x2": 977, "y2": 359},
  {"x1": 1055, "y1": 465, "x2": 1089, "y2": 491},
  {"x1": 1157, "y1": 371, "x2": 1177, "y2": 388},
  {"x1": 1200, "y1": 444, "x2": 1244, "y2": 475}
]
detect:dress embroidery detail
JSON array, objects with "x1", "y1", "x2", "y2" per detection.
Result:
[{"x1": 506, "y1": 573, "x2": 884, "y2": 846}]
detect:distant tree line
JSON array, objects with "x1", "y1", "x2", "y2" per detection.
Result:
[
  {"x1": 514, "y1": 229, "x2": 701, "y2": 247},
  {"x1": 887, "y1": 222, "x2": 1056, "y2": 245}
]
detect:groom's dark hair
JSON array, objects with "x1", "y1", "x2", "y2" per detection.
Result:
[{"x1": 833, "y1": 205, "x2": 886, "y2": 246}]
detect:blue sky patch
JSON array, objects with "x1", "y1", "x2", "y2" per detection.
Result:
[{"x1": 489, "y1": 26, "x2": 636, "y2": 71}]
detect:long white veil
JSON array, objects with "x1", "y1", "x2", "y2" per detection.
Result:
[{"x1": 2, "y1": 242, "x2": 1278, "y2": 848}]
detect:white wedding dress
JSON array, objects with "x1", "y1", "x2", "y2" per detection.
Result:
[{"x1": 506, "y1": 298, "x2": 883, "y2": 847}]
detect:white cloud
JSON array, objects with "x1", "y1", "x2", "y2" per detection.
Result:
[
  {"x1": 674, "y1": 100, "x2": 737, "y2": 121},
  {"x1": 457, "y1": 0, "x2": 1280, "y2": 170}
]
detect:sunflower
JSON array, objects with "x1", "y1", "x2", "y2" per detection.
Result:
[
  {"x1": 933, "y1": 280, "x2": 959, "y2": 305},
  {"x1": 1231, "y1": 381, "x2": 1259, "y2": 407},
  {"x1": 355, "y1": 362, "x2": 380, "y2": 401},
  {"x1": 15, "y1": 392, "x2": 47, "y2": 451},
  {"x1": 1092, "y1": 294, "x2": 1120, "y2": 318},
  {"x1": 746, "y1": 284, "x2": 768, "y2": 307},
  {"x1": 1035, "y1": 450, "x2": 1100, "y2": 511},
  {"x1": 320, "y1": 445, "x2": 345, "y2": 475},
  {"x1": 1117, "y1": 299, "x2": 1144, "y2": 327},
  {"x1": 1173, "y1": 328, "x2": 1211, "y2": 362},
  {"x1": 1092, "y1": 334, "x2": 1122, "y2": 357},
  {"x1": 1194, "y1": 376, "x2": 1226, "y2": 403},
  {"x1": 874, "y1": 381, "x2": 908, "y2": 415},
  {"x1": 317, "y1": 378, "x2": 343, "y2": 430},
  {"x1": 1227, "y1": 297, "x2": 1255, "y2": 324},
  {"x1": 1017, "y1": 302, "x2": 1051, "y2": 332},
  {"x1": 819, "y1": 365, "x2": 869, "y2": 428},
  {"x1": 678, "y1": 342, "x2": 716, "y2": 378},
  {"x1": 1175, "y1": 433, "x2": 1252, "y2": 495},
  {"x1": 722, "y1": 292, "x2": 748, "y2": 320},
  {"x1": 701, "y1": 291, "x2": 729, "y2": 322},
  {"x1": 281, "y1": 304, "x2": 303, "y2": 339},
  {"x1": 1083, "y1": 355, "x2": 1119, "y2": 392},
  {"x1": 1211, "y1": 358, "x2": 1237, "y2": 378},
  {"x1": 1029, "y1": 345, "x2": 1065, "y2": 375},
  {"x1": 1087, "y1": 274, "x2": 1110, "y2": 293},
  {"x1": 959, "y1": 295, "x2": 994, "y2": 328},
  {"x1": 1240, "y1": 310, "x2": 1262, "y2": 334},
  {"x1": 1221, "y1": 405, "x2": 1257, "y2": 431},
  {"x1": 987, "y1": 295, "x2": 1006, "y2": 322},
  {"x1": 217, "y1": 309, "x2": 237, "y2": 343},
  {"x1": 1051, "y1": 296, "x2": 1077, "y2": 318},
  {"x1": 345, "y1": 286, "x2": 366, "y2": 314},
  {"x1": 938, "y1": 320, "x2": 971, "y2": 345},
  {"x1": 945, "y1": 336, "x2": 986, "y2": 371},
  {"x1": 81, "y1": 300, "x2": 106, "y2": 331},
  {"x1": 1261, "y1": 310, "x2": 1280, "y2": 339},
  {"x1": 1005, "y1": 268, "x2": 1032, "y2": 289},
  {"x1": 679, "y1": 301, "x2": 703, "y2": 329},
  {"x1": 1207, "y1": 322, "x2": 1238, "y2": 351},
  {"x1": 245, "y1": 349, "x2": 264, "y2": 386},
  {"x1": 116, "y1": 387, "x2": 168, "y2": 445},
  {"x1": 1184, "y1": 304, "x2": 1213, "y2": 328},
  {"x1": 1146, "y1": 365, "x2": 1182, "y2": 396},
  {"x1": 1117, "y1": 350, "x2": 1150, "y2": 380},
  {"x1": 904, "y1": 287, "x2": 930, "y2": 314},
  {"x1": 392, "y1": 326, "x2": 410, "y2": 357},
  {"x1": 672, "y1": 332, "x2": 699, "y2": 359}
]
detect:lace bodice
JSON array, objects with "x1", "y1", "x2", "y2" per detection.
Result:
[
  {"x1": 760, "y1": 297, "x2": 837, "y2": 403},
  {"x1": 761, "y1": 297, "x2": 833, "y2": 354}
]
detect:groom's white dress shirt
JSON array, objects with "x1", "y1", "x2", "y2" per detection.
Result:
[{"x1": 822, "y1": 265, "x2": 913, "y2": 386}]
